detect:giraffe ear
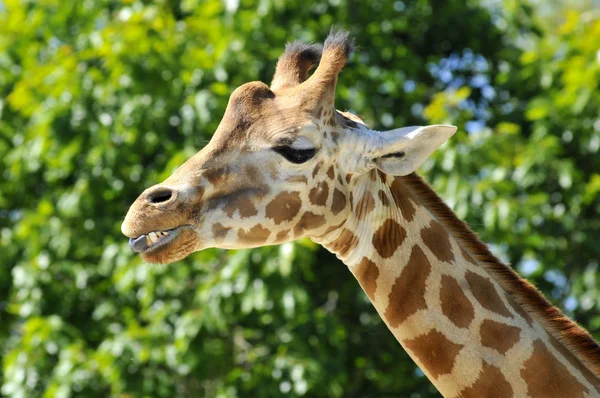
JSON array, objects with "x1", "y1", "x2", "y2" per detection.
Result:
[{"x1": 370, "y1": 125, "x2": 457, "y2": 176}]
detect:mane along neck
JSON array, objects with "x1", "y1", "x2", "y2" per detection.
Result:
[{"x1": 316, "y1": 171, "x2": 600, "y2": 397}]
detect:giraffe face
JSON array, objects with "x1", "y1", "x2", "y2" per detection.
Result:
[{"x1": 121, "y1": 80, "x2": 353, "y2": 263}]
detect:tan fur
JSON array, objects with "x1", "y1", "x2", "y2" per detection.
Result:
[{"x1": 401, "y1": 172, "x2": 600, "y2": 380}]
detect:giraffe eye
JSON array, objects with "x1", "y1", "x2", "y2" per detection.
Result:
[{"x1": 272, "y1": 146, "x2": 317, "y2": 164}]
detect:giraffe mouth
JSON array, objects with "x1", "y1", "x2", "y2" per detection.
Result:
[{"x1": 128, "y1": 226, "x2": 185, "y2": 253}]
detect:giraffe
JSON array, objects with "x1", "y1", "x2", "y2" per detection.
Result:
[{"x1": 121, "y1": 31, "x2": 600, "y2": 397}]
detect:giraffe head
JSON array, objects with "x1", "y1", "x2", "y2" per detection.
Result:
[{"x1": 121, "y1": 31, "x2": 456, "y2": 263}]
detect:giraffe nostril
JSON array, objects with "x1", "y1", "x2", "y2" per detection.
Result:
[{"x1": 148, "y1": 189, "x2": 174, "y2": 204}]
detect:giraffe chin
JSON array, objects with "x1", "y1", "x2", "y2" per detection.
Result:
[{"x1": 139, "y1": 228, "x2": 199, "y2": 264}]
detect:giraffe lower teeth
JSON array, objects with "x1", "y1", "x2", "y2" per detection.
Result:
[{"x1": 129, "y1": 228, "x2": 179, "y2": 253}]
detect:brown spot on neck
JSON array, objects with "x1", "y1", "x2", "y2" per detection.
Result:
[
  {"x1": 521, "y1": 340, "x2": 588, "y2": 398},
  {"x1": 378, "y1": 190, "x2": 390, "y2": 206},
  {"x1": 369, "y1": 169, "x2": 378, "y2": 181},
  {"x1": 384, "y1": 245, "x2": 431, "y2": 327},
  {"x1": 355, "y1": 192, "x2": 375, "y2": 220},
  {"x1": 465, "y1": 271, "x2": 512, "y2": 318},
  {"x1": 354, "y1": 257, "x2": 379, "y2": 301},
  {"x1": 404, "y1": 329, "x2": 464, "y2": 380},
  {"x1": 372, "y1": 219, "x2": 406, "y2": 258},
  {"x1": 480, "y1": 319, "x2": 521, "y2": 354},
  {"x1": 327, "y1": 228, "x2": 359, "y2": 258},
  {"x1": 420, "y1": 220, "x2": 455, "y2": 263},
  {"x1": 265, "y1": 191, "x2": 301, "y2": 224},
  {"x1": 390, "y1": 177, "x2": 417, "y2": 222},
  {"x1": 458, "y1": 362, "x2": 513, "y2": 398},
  {"x1": 440, "y1": 275, "x2": 474, "y2": 329},
  {"x1": 548, "y1": 336, "x2": 600, "y2": 393}
]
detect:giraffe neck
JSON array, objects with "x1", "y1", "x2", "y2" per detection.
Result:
[{"x1": 315, "y1": 171, "x2": 600, "y2": 397}]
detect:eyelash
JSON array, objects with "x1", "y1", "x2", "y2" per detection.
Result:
[{"x1": 272, "y1": 146, "x2": 317, "y2": 164}]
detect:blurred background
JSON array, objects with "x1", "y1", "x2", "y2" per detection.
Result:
[{"x1": 1, "y1": 0, "x2": 600, "y2": 397}]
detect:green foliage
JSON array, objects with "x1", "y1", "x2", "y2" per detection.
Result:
[{"x1": 0, "y1": 0, "x2": 598, "y2": 397}]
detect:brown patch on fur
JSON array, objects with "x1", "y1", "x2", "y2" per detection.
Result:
[
  {"x1": 293, "y1": 212, "x2": 326, "y2": 237},
  {"x1": 204, "y1": 167, "x2": 229, "y2": 186},
  {"x1": 465, "y1": 271, "x2": 512, "y2": 318},
  {"x1": 327, "y1": 166, "x2": 335, "y2": 180},
  {"x1": 309, "y1": 181, "x2": 329, "y2": 207},
  {"x1": 265, "y1": 191, "x2": 301, "y2": 225},
  {"x1": 549, "y1": 336, "x2": 600, "y2": 393},
  {"x1": 354, "y1": 257, "x2": 379, "y2": 301},
  {"x1": 385, "y1": 246, "x2": 431, "y2": 327},
  {"x1": 331, "y1": 188, "x2": 347, "y2": 215},
  {"x1": 212, "y1": 223, "x2": 231, "y2": 242},
  {"x1": 377, "y1": 169, "x2": 387, "y2": 182},
  {"x1": 378, "y1": 190, "x2": 390, "y2": 206},
  {"x1": 400, "y1": 173, "x2": 600, "y2": 378},
  {"x1": 369, "y1": 169, "x2": 378, "y2": 181},
  {"x1": 390, "y1": 177, "x2": 417, "y2": 222},
  {"x1": 458, "y1": 362, "x2": 513, "y2": 398},
  {"x1": 223, "y1": 196, "x2": 258, "y2": 218},
  {"x1": 345, "y1": 173, "x2": 353, "y2": 184},
  {"x1": 337, "y1": 174, "x2": 344, "y2": 185},
  {"x1": 355, "y1": 192, "x2": 375, "y2": 219},
  {"x1": 440, "y1": 275, "x2": 474, "y2": 329},
  {"x1": 480, "y1": 319, "x2": 521, "y2": 354},
  {"x1": 372, "y1": 219, "x2": 406, "y2": 258},
  {"x1": 312, "y1": 161, "x2": 323, "y2": 179},
  {"x1": 404, "y1": 329, "x2": 464, "y2": 380},
  {"x1": 238, "y1": 224, "x2": 271, "y2": 245},
  {"x1": 521, "y1": 340, "x2": 588, "y2": 398},
  {"x1": 421, "y1": 220, "x2": 455, "y2": 263},
  {"x1": 328, "y1": 228, "x2": 359, "y2": 258},
  {"x1": 275, "y1": 229, "x2": 291, "y2": 242}
]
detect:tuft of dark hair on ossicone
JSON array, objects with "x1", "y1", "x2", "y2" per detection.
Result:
[
  {"x1": 323, "y1": 28, "x2": 356, "y2": 59},
  {"x1": 284, "y1": 41, "x2": 323, "y2": 66}
]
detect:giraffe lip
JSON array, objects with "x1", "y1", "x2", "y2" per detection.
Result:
[{"x1": 128, "y1": 226, "x2": 186, "y2": 253}]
